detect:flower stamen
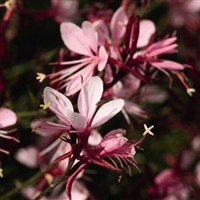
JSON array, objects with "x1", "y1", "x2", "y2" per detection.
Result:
[
  {"x1": 143, "y1": 124, "x2": 154, "y2": 136},
  {"x1": 40, "y1": 100, "x2": 50, "y2": 110}
]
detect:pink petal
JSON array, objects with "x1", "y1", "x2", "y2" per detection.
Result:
[
  {"x1": 60, "y1": 22, "x2": 92, "y2": 56},
  {"x1": 44, "y1": 87, "x2": 86, "y2": 128},
  {"x1": 65, "y1": 109, "x2": 86, "y2": 131},
  {"x1": 146, "y1": 44, "x2": 178, "y2": 57},
  {"x1": 93, "y1": 20, "x2": 108, "y2": 45},
  {"x1": 91, "y1": 99, "x2": 124, "y2": 128},
  {"x1": 137, "y1": 20, "x2": 156, "y2": 48},
  {"x1": 185, "y1": 0, "x2": 200, "y2": 12},
  {"x1": 101, "y1": 128, "x2": 126, "y2": 141},
  {"x1": 143, "y1": 37, "x2": 177, "y2": 56},
  {"x1": 99, "y1": 130, "x2": 127, "y2": 153},
  {"x1": 44, "y1": 87, "x2": 73, "y2": 110},
  {"x1": 70, "y1": 181, "x2": 89, "y2": 200},
  {"x1": 15, "y1": 146, "x2": 39, "y2": 168},
  {"x1": 110, "y1": 7, "x2": 128, "y2": 43},
  {"x1": 43, "y1": 87, "x2": 73, "y2": 125},
  {"x1": 0, "y1": 107, "x2": 17, "y2": 128},
  {"x1": 82, "y1": 21, "x2": 98, "y2": 54},
  {"x1": 31, "y1": 120, "x2": 70, "y2": 136},
  {"x1": 65, "y1": 62, "x2": 95, "y2": 96},
  {"x1": 124, "y1": 100, "x2": 147, "y2": 118},
  {"x1": 151, "y1": 60, "x2": 185, "y2": 70},
  {"x1": 78, "y1": 76, "x2": 103, "y2": 123},
  {"x1": 88, "y1": 129, "x2": 102, "y2": 146},
  {"x1": 98, "y1": 46, "x2": 108, "y2": 71},
  {"x1": 66, "y1": 163, "x2": 87, "y2": 200}
]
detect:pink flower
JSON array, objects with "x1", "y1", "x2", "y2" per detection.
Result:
[
  {"x1": 65, "y1": 128, "x2": 139, "y2": 200},
  {"x1": 15, "y1": 146, "x2": 39, "y2": 168},
  {"x1": 0, "y1": 107, "x2": 19, "y2": 155},
  {"x1": 109, "y1": 74, "x2": 147, "y2": 119},
  {"x1": 0, "y1": 107, "x2": 17, "y2": 128},
  {"x1": 95, "y1": 129, "x2": 135, "y2": 162},
  {"x1": 110, "y1": 6, "x2": 128, "y2": 45},
  {"x1": 39, "y1": 21, "x2": 108, "y2": 96},
  {"x1": 138, "y1": 37, "x2": 185, "y2": 70},
  {"x1": 137, "y1": 20, "x2": 156, "y2": 48},
  {"x1": 93, "y1": 7, "x2": 155, "y2": 55},
  {"x1": 149, "y1": 169, "x2": 191, "y2": 200},
  {"x1": 35, "y1": 76, "x2": 124, "y2": 132}
]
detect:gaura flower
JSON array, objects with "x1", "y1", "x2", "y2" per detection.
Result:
[
  {"x1": 136, "y1": 37, "x2": 185, "y2": 70},
  {"x1": 94, "y1": 128, "x2": 136, "y2": 174},
  {"x1": 37, "y1": 21, "x2": 108, "y2": 96},
  {"x1": 0, "y1": 107, "x2": 19, "y2": 155},
  {"x1": 105, "y1": 73, "x2": 147, "y2": 120},
  {"x1": 149, "y1": 169, "x2": 191, "y2": 200},
  {"x1": 34, "y1": 76, "x2": 124, "y2": 132},
  {"x1": 93, "y1": 6, "x2": 155, "y2": 57},
  {"x1": 0, "y1": 107, "x2": 18, "y2": 177}
]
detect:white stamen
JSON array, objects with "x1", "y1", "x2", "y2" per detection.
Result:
[
  {"x1": 0, "y1": 168, "x2": 3, "y2": 178},
  {"x1": 44, "y1": 173, "x2": 53, "y2": 185},
  {"x1": 4, "y1": 0, "x2": 16, "y2": 10},
  {"x1": 143, "y1": 124, "x2": 154, "y2": 136},
  {"x1": 40, "y1": 100, "x2": 50, "y2": 110},
  {"x1": 36, "y1": 73, "x2": 46, "y2": 83},
  {"x1": 187, "y1": 88, "x2": 196, "y2": 96}
]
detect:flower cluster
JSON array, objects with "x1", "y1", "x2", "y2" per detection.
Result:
[
  {"x1": 37, "y1": 5, "x2": 193, "y2": 97},
  {"x1": 30, "y1": 76, "x2": 153, "y2": 199},
  {"x1": 1, "y1": 0, "x2": 198, "y2": 200},
  {"x1": 30, "y1": 2, "x2": 197, "y2": 199}
]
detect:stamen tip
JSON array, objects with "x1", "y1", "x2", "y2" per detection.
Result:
[{"x1": 187, "y1": 88, "x2": 196, "y2": 96}]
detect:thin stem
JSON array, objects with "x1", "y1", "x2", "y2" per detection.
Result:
[
  {"x1": 108, "y1": 57, "x2": 147, "y2": 82},
  {"x1": 0, "y1": 162, "x2": 57, "y2": 200},
  {"x1": 34, "y1": 156, "x2": 76, "y2": 200},
  {"x1": 33, "y1": 172, "x2": 69, "y2": 200},
  {"x1": 16, "y1": 110, "x2": 46, "y2": 117}
]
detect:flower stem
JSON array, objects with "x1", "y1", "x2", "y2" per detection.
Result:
[
  {"x1": 34, "y1": 156, "x2": 76, "y2": 200},
  {"x1": 34, "y1": 173, "x2": 69, "y2": 200},
  {"x1": 0, "y1": 162, "x2": 57, "y2": 200}
]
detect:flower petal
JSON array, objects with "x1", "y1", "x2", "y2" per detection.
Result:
[
  {"x1": 0, "y1": 107, "x2": 17, "y2": 128},
  {"x1": 98, "y1": 46, "x2": 108, "y2": 71},
  {"x1": 88, "y1": 129, "x2": 102, "y2": 146},
  {"x1": 93, "y1": 20, "x2": 108, "y2": 45},
  {"x1": 31, "y1": 120, "x2": 70, "y2": 136},
  {"x1": 60, "y1": 22, "x2": 92, "y2": 56},
  {"x1": 65, "y1": 109, "x2": 86, "y2": 131},
  {"x1": 78, "y1": 76, "x2": 103, "y2": 123},
  {"x1": 110, "y1": 7, "x2": 128, "y2": 43},
  {"x1": 91, "y1": 99, "x2": 124, "y2": 128},
  {"x1": 143, "y1": 37, "x2": 177, "y2": 56},
  {"x1": 137, "y1": 20, "x2": 155, "y2": 48},
  {"x1": 152, "y1": 60, "x2": 185, "y2": 70},
  {"x1": 82, "y1": 21, "x2": 98, "y2": 54},
  {"x1": 43, "y1": 87, "x2": 74, "y2": 125},
  {"x1": 65, "y1": 62, "x2": 96, "y2": 96},
  {"x1": 15, "y1": 146, "x2": 39, "y2": 168}
]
